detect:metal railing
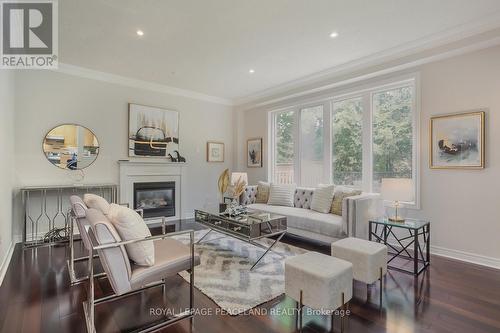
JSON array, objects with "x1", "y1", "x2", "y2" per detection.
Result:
[{"x1": 273, "y1": 163, "x2": 411, "y2": 187}]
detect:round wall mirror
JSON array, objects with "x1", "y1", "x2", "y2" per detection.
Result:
[{"x1": 43, "y1": 124, "x2": 100, "y2": 170}]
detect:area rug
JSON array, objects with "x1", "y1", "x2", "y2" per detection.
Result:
[{"x1": 172, "y1": 229, "x2": 307, "y2": 315}]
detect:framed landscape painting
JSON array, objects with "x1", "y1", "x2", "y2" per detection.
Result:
[
  {"x1": 128, "y1": 103, "x2": 179, "y2": 158},
  {"x1": 430, "y1": 111, "x2": 485, "y2": 169},
  {"x1": 247, "y1": 138, "x2": 263, "y2": 168},
  {"x1": 207, "y1": 141, "x2": 224, "y2": 162}
]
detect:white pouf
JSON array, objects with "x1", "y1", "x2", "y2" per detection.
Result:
[
  {"x1": 285, "y1": 252, "x2": 353, "y2": 312},
  {"x1": 331, "y1": 237, "x2": 387, "y2": 284}
]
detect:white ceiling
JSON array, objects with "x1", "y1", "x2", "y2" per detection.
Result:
[{"x1": 60, "y1": 0, "x2": 500, "y2": 102}]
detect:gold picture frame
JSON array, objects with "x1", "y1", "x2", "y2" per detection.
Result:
[
  {"x1": 247, "y1": 138, "x2": 263, "y2": 168},
  {"x1": 430, "y1": 110, "x2": 485, "y2": 169},
  {"x1": 207, "y1": 141, "x2": 224, "y2": 162}
]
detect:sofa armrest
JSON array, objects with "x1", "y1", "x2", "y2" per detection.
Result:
[
  {"x1": 342, "y1": 193, "x2": 382, "y2": 239},
  {"x1": 240, "y1": 185, "x2": 258, "y2": 205}
]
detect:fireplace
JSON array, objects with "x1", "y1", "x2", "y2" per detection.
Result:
[{"x1": 133, "y1": 181, "x2": 176, "y2": 218}]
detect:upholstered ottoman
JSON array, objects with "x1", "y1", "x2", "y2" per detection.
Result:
[
  {"x1": 285, "y1": 252, "x2": 353, "y2": 332},
  {"x1": 331, "y1": 237, "x2": 387, "y2": 305}
]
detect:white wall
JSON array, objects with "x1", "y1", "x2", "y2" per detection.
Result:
[
  {"x1": 236, "y1": 46, "x2": 500, "y2": 265},
  {"x1": 13, "y1": 70, "x2": 234, "y2": 238},
  {"x1": 0, "y1": 71, "x2": 15, "y2": 282}
]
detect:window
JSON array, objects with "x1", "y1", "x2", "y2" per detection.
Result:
[
  {"x1": 269, "y1": 77, "x2": 418, "y2": 206},
  {"x1": 300, "y1": 105, "x2": 324, "y2": 187},
  {"x1": 272, "y1": 110, "x2": 295, "y2": 184},
  {"x1": 332, "y1": 98, "x2": 363, "y2": 187},
  {"x1": 372, "y1": 86, "x2": 413, "y2": 193}
]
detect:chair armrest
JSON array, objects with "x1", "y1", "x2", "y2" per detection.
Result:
[
  {"x1": 89, "y1": 229, "x2": 195, "y2": 251},
  {"x1": 342, "y1": 193, "x2": 382, "y2": 239}
]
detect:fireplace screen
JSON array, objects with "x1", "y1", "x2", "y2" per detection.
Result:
[{"x1": 133, "y1": 182, "x2": 175, "y2": 218}]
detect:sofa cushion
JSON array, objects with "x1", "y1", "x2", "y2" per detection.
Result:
[
  {"x1": 108, "y1": 204, "x2": 155, "y2": 267},
  {"x1": 255, "y1": 181, "x2": 270, "y2": 203},
  {"x1": 267, "y1": 183, "x2": 296, "y2": 207},
  {"x1": 248, "y1": 203, "x2": 345, "y2": 238},
  {"x1": 311, "y1": 185, "x2": 335, "y2": 213},
  {"x1": 294, "y1": 187, "x2": 315, "y2": 209},
  {"x1": 130, "y1": 238, "x2": 200, "y2": 289},
  {"x1": 240, "y1": 185, "x2": 257, "y2": 205},
  {"x1": 331, "y1": 187, "x2": 361, "y2": 216}
]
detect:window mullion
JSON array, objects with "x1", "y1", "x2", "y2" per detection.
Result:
[
  {"x1": 293, "y1": 108, "x2": 300, "y2": 186},
  {"x1": 362, "y1": 93, "x2": 372, "y2": 193},
  {"x1": 323, "y1": 102, "x2": 332, "y2": 184}
]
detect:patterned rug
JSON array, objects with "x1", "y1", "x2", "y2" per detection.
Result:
[{"x1": 172, "y1": 229, "x2": 307, "y2": 315}]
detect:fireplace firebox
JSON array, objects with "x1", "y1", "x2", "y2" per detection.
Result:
[{"x1": 133, "y1": 181, "x2": 175, "y2": 218}]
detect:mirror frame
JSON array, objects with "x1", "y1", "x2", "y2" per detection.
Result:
[{"x1": 42, "y1": 123, "x2": 100, "y2": 171}]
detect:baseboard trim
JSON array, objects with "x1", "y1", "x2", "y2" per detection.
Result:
[
  {"x1": 430, "y1": 245, "x2": 500, "y2": 270},
  {"x1": 0, "y1": 242, "x2": 15, "y2": 286}
]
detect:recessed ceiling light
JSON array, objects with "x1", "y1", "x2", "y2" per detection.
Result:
[
  {"x1": 136, "y1": 30, "x2": 144, "y2": 36},
  {"x1": 249, "y1": 69, "x2": 255, "y2": 74},
  {"x1": 329, "y1": 31, "x2": 339, "y2": 38}
]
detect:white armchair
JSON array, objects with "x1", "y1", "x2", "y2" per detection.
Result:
[{"x1": 83, "y1": 208, "x2": 199, "y2": 333}]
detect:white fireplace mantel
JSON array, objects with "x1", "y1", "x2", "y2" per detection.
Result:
[{"x1": 118, "y1": 160, "x2": 187, "y2": 223}]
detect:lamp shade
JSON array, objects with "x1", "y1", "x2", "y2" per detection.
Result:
[
  {"x1": 381, "y1": 178, "x2": 414, "y2": 202},
  {"x1": 231, "y1": 172, "x2": 248, "y2": 185}
]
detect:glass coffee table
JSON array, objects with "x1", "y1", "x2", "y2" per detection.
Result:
[{"x1": 194, "y1": 208, "x2": 287, "y2": 270}]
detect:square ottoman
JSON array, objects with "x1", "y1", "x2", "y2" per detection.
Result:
[
  {"x1": 331, "y1": 237, "x2": 387, "y2": 305},
  {"x1": 285, "y1": 252, "x2": 353, "y2": 332}
]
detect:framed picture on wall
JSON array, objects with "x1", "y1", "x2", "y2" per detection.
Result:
[
  {"x1": 247, "y1": 138, "x2": 263, "y2": 168},
  {"x1": 430, "y1": 110, "x2": 485, "y2": 169},
  {"x1": 128, "y1": 103, "x2": 179, "y2": 158},
  {"x1": 207, "y1": 141, "x2": 224, "y2": 162}
]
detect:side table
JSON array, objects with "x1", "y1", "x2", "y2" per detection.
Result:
[{"x1": 369, "y1": 218, "x2": 430, "y2": 276}]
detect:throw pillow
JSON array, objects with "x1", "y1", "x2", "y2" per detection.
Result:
[
  {"x1": 107, "y1": 204, "x2": 155, "y2": 266},
  {"x1": 83, "y1": 194, "x2": 111, "y2": 215},
  {"x1": 255, "y1": 181, "x2": 270, "y2": 203},
  {"x1": 310, "y1": 185, "x2": 335, "y2": 213},
  {"x1": 267, "y1": 183, "x2": 296, "y2": 207},
  {"x1": 331, "y1": 187, "x2": 362, "y2": 216}
]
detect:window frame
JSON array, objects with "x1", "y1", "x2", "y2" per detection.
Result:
[{"x1": 268, "y1": 73, "x2": 420, "y2": 209}]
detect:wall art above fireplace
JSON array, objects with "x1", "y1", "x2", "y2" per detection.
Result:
[{"x1": 128, "y1": 103, "x2": 179, "y2": 158}]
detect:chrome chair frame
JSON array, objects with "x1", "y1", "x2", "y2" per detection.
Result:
[
  {"x1": 83, "y1": 229, "x2": 195, "y2": 333},
  {"x1": 67, "y1": 201, "x2": 167, "y2": 285},
  {"x1": 67, "y1": 205, "x2": 106, "y2": 284}
]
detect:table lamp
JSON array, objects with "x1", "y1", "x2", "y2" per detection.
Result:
[
  {"x1": 231, "y1": 172, "x2": 248, "y2": 186},
  {"x1": 381, "y1": 178, "x2": 413, "y2": 222}
]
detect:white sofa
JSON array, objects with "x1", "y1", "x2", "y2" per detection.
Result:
[{"x1": 240, "y1": 186, "x2": 381, "y2": 243}]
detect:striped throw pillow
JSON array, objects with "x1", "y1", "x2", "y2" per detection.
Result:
[
  {"x1": 310, "y1": 185, "x2": 335, "y2": 213},
  {"x1": 267, "y1": 183, "x2": 296, "y2": 207}
]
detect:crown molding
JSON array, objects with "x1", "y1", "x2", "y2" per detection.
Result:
[
  {"x1": 53, "y1": 63, "x2": 233, "y2": 106},
  {"x1": 239, "y1": 36, "x2": 500, "y2": 109},
  {"x1": 234, "y1": 12, "x2": 500, "y2": 107}
]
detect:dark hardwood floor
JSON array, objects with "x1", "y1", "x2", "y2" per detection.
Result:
[{"x1": 1, "y1": 220, "x2": 500, "y2": 333}]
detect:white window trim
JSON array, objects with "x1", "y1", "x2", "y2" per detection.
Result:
[{"x1": 268, "y1": 73, "x2": 421, "y2": 209}]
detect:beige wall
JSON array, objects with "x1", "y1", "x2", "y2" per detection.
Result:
[
  {"x1": 235, "y1": 46, "x2": 500, "y2": 264},
  {"x1": 0, "y1": 71, "x2": 15, "y2": 282},
  {"x1": 13, "y1": 70, "x2": 234, "y2": 237}
]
